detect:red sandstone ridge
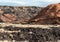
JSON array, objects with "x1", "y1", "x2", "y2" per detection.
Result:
[{"x1": 30, "y1": 3, "x2": 60, "y2": 24}]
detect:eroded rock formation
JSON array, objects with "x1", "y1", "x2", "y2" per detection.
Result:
[
  {"x1": 30, "y1": 3, "x2": 60, "y2": 24},
  {"x1": 0, "y1": 6, "x2": 42, "y2": 24},
  {"x1": 1, "y1": 3, "x2": 60, "y2": 24}
]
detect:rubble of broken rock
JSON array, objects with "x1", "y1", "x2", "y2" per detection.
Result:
[
  {"x1": 0, "y1": 6, "x2": 43, "y2": 24},
  {"x1": 0, "y1": 26, "x2": 60, "y2": 42}
]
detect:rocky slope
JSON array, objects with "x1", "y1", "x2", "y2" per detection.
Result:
[
  {"x1": 0, "y1": 26, "x2": 60, "y2": 42},
  {"x1": 0, "y1": 6, "x2": 43, "y2": 24},
  {"x1": 30, "y1": 3, "x2": 60, "y2": 24},
  {"x1": 0, "y1": 3, "x2": 60, "y2": 24}
]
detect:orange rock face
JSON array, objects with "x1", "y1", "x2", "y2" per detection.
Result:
[{"x1": 30, "y1": 3, "x2": 60, "y2": 24}]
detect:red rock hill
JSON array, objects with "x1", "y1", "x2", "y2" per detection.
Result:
[{"x1": 30, "y1": 3, "x2": 60, "y2": 24}]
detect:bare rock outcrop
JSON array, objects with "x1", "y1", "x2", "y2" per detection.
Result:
[{"x1": 30, "y1": 3, "x2": 60, "y2": 24}]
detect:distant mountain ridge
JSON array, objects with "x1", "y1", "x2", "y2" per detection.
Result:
[{"x1": 0, "y1": 6, "x2": 43, "y2": 24}]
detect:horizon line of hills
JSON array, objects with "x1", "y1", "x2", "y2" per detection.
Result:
[{"x1": 0, "y1": 3, "x2": 60, "y2": 24}]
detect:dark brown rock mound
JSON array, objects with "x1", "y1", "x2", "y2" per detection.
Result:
[
  {"x1": 0, "y1": 6, "x2": 43, "y2": 24},
  {"x1": 30, "y1": 3, "x2": 60, "y2": 24}
]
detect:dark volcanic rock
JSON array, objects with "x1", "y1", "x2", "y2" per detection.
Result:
[
  {"x1": 0, "y1": 6, "x2": 43, "y2": 24},
  {"x1": 0, "y1": 26, "x2": 60, "y2": 42}
]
